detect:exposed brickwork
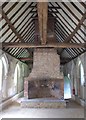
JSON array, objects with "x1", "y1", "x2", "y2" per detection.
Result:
[
  {"x1": 26, "y1": 48, "x2": 63, "y2": 81},
  {"x1": 24, "y1": 80, "x2": 28, "y2": 98},
  {"x1": 24, "y1": 48, "x2": 64, "y2": 99}
]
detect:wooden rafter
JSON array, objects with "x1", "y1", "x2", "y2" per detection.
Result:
[
  {"x1": 2, "y1": 2, "x2": 8, "y2": 8},
  {"x1": 51, "y1": 2, "x2": 86, "y2": 56},
  {"x1": 59, "y1": 12, "x2": 86, "y2": 55},
  {"x1": 2, "y1": 42, "x2": 86, "y2": 48},
  {"x1": 37, "y1": 2, "x2": 48, "y2": 44},
  {"x1": 1, "y1": 3, "x2": 35, "y2": 38},
  {"x1": 5, "y1": 2, "x2": 19, "y2": 15},
  {"x1": 54, "y1": 2, "x2": 86, "y2": 40},
  {"x1": 0, "y1": 6, "x2": 31, "y2": 61},
  {"x1": 19, "y1": 58, "x2": 33, "y2": 61},
  {"x1": 18, "y1": 57, "x2": 74, "y2": 65},
  {"x1": 50, "y1": 3, "x2": 86, "y2": 42},
  {"x1": 80, "y1": 2, "x2": 86, "y2": 8},
  {"x1": 61, "y1": 2, "x2": 85, "y2": 31},
  {"x1": 0, "y1": 7, "x2": 24, "y2": 43}
]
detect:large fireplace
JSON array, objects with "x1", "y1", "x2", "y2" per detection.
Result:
[{"x1": 24, "y1": 48, "x2": 64, "y2": 100}]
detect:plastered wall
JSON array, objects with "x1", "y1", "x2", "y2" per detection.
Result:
[
  {"x1": 63, "y1": 52, "x2": 86, "y2": 102},
  {"x1": 0, "y1": 50, "x2": 29, "y2": 102}
]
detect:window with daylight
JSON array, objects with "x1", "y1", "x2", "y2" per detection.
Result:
[
  {"x1": 0, "y1": 54, "x2": 8, "y2": 91},
  {"x1": 0, "y1": 59, "x2": 3, "y2": 91},
  {"x1": 78, "y1": 60, "x2": 85, "y2": 86},
  {"x1": 14, "y1": 63, "x2": 21, "y2": 87},
  {"x1": 1, "y1": 56, "x2": 8, "y2": 76},
  {"x1": 80, "y1": 63, "x2": 85, "y2": 86}
]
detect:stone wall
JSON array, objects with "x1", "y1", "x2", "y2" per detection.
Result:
[
  {"x1": 63, "y1": 52, "x2": 86, "y2": 104},
  {"x1": 24, "y1": 48, "x2": 64, "y2": 99},
  {"x1": 0, "y1": 50, "x2": 29, "y2": 102},
  {"x1": 26, "y1": 48, "x2": 63, "y2": 81}
]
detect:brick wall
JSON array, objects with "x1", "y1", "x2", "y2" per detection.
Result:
[
  {"x1": 24, "y1": 48, "x2": 64, "y2": 99},
  {"x1": 26, "y1": 48, "x2": 63, "y2": 80}
]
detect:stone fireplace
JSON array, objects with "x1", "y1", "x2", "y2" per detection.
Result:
[{"x1": 24, "y1": 48, "x2": 64, "y2": 100}]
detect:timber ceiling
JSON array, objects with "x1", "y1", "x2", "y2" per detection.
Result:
[{"x1": 0, "y1": 2, "x2": 86, "y2": 64}]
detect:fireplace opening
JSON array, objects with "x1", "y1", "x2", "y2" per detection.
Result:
[{"x1": 28, "y1": 79, "x2": 64, "y2": 99}]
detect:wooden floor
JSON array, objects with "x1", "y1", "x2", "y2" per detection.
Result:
[{"x1": 0, "y1": 99, "x2": 84, "y2": 118}]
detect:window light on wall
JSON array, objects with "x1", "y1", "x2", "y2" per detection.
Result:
[
  {"x1": 68, "y1": 74, "x2": 70, "y2": 79},
  {"x1": 0, "y1": 59, "x2": 2, "y2": 91},
  {"x1": 78, "y1": 59, "x2": 85, "y2": 86},
  {"x1": 14, "y1": 63, "x2": 21, "y2": 86},
  {"x1": 2, "y1": 57, "x2": 8, "y2": 76},
  {"x1": 0, "y1": 54, "x2": 8, "y2": 92},
  {"x1": 80, "y1": 63, "x2": 85, "y2": 86}
]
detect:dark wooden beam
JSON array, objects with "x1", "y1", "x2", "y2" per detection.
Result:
[
  {"x1": 13, "y1": 3, "x2": 34, "y2": 25},
  {"x1": 5, "y1": 2, "x2": 19, "y2": 15},
  {"x1": 2, "y1": 42, "x2": 86, "y2": 48},
  {"x1": 2, "y1": 2, "x2": 8, "y2": 8},
  {"x1": 48, "y1": 6, "x2": 61, "y2": 9},
  {"x1": 32, "y1": 10, "x2": 59, "y2": 14},
  {"x1": 19, "y1": 57, "x2": 33, "y2": 61},
  {"x1": 0, "y1": 7, "x2": 32, "y2": 58},
  {"x1": 80, "y1": 2, "x2": 86, "y2": 8},
  {"x1": 18, "y1": 14, "x2": 36, "y2": 36},
  {"x1": 30, "y1": 5, "x2": 61, "y2": 9},
  {"x1": 37, "y1": 2, "x2": 48, "y2": 45},
  {"x1": 71, "y1": 2, "x2": 83, "y2": 15}
]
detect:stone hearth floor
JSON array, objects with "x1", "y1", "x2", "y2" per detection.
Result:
[
  {"x1": 0, "y1": 99, "x2": 84, "y2": 119},
  {"x1": 20, "y1": 97, "x2": 66, "y2": 108}
]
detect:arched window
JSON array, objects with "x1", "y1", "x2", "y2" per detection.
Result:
[
  {"x1": 14, "y1": 63, "x2": 20, "y2": 86},
  {"x1": 0, "y1": 54, "x2": 8, "y2": 89},
  {"x1": 78, "y1": 60, "x2": 85, "y2": 86},
  {"x1": 0, "y1": 54, "x2": 8, "y2": 99},
  {"x1": 77, "y1": 59, "x2": 85, "y2": 99},
  {"x1": 21, "y1": 64, "x2": 25, "y2": 77},
  {"x1": 80, "y1": 63, "x2": 85, "y2": 86},
  {"x1": 1, "y1": 56, "x2": 8, "y2": 76}
]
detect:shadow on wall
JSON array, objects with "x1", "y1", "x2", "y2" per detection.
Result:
[{"x1": 64, "y1": 76, "x2": 71, "y2": 99}]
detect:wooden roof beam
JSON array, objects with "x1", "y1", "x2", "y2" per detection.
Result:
[
  {"x1": 19, "y1": 57, "x2": 33, "y2": 61},
  {"x1": 0, "y1": 7, "x2": 32, "y2": 58},
  {"x1": 37, "y1": 2, "x2": 48, "y2": 45},
  {"x1": 59, "y1": 12, "x2": 86, "y2": 55},
  {"x1": 0, "y1": 7, "x2": 25, "y2": 43},
  {"x1": 2, "y1": 42, "x2": 86, "y2": 48}
]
